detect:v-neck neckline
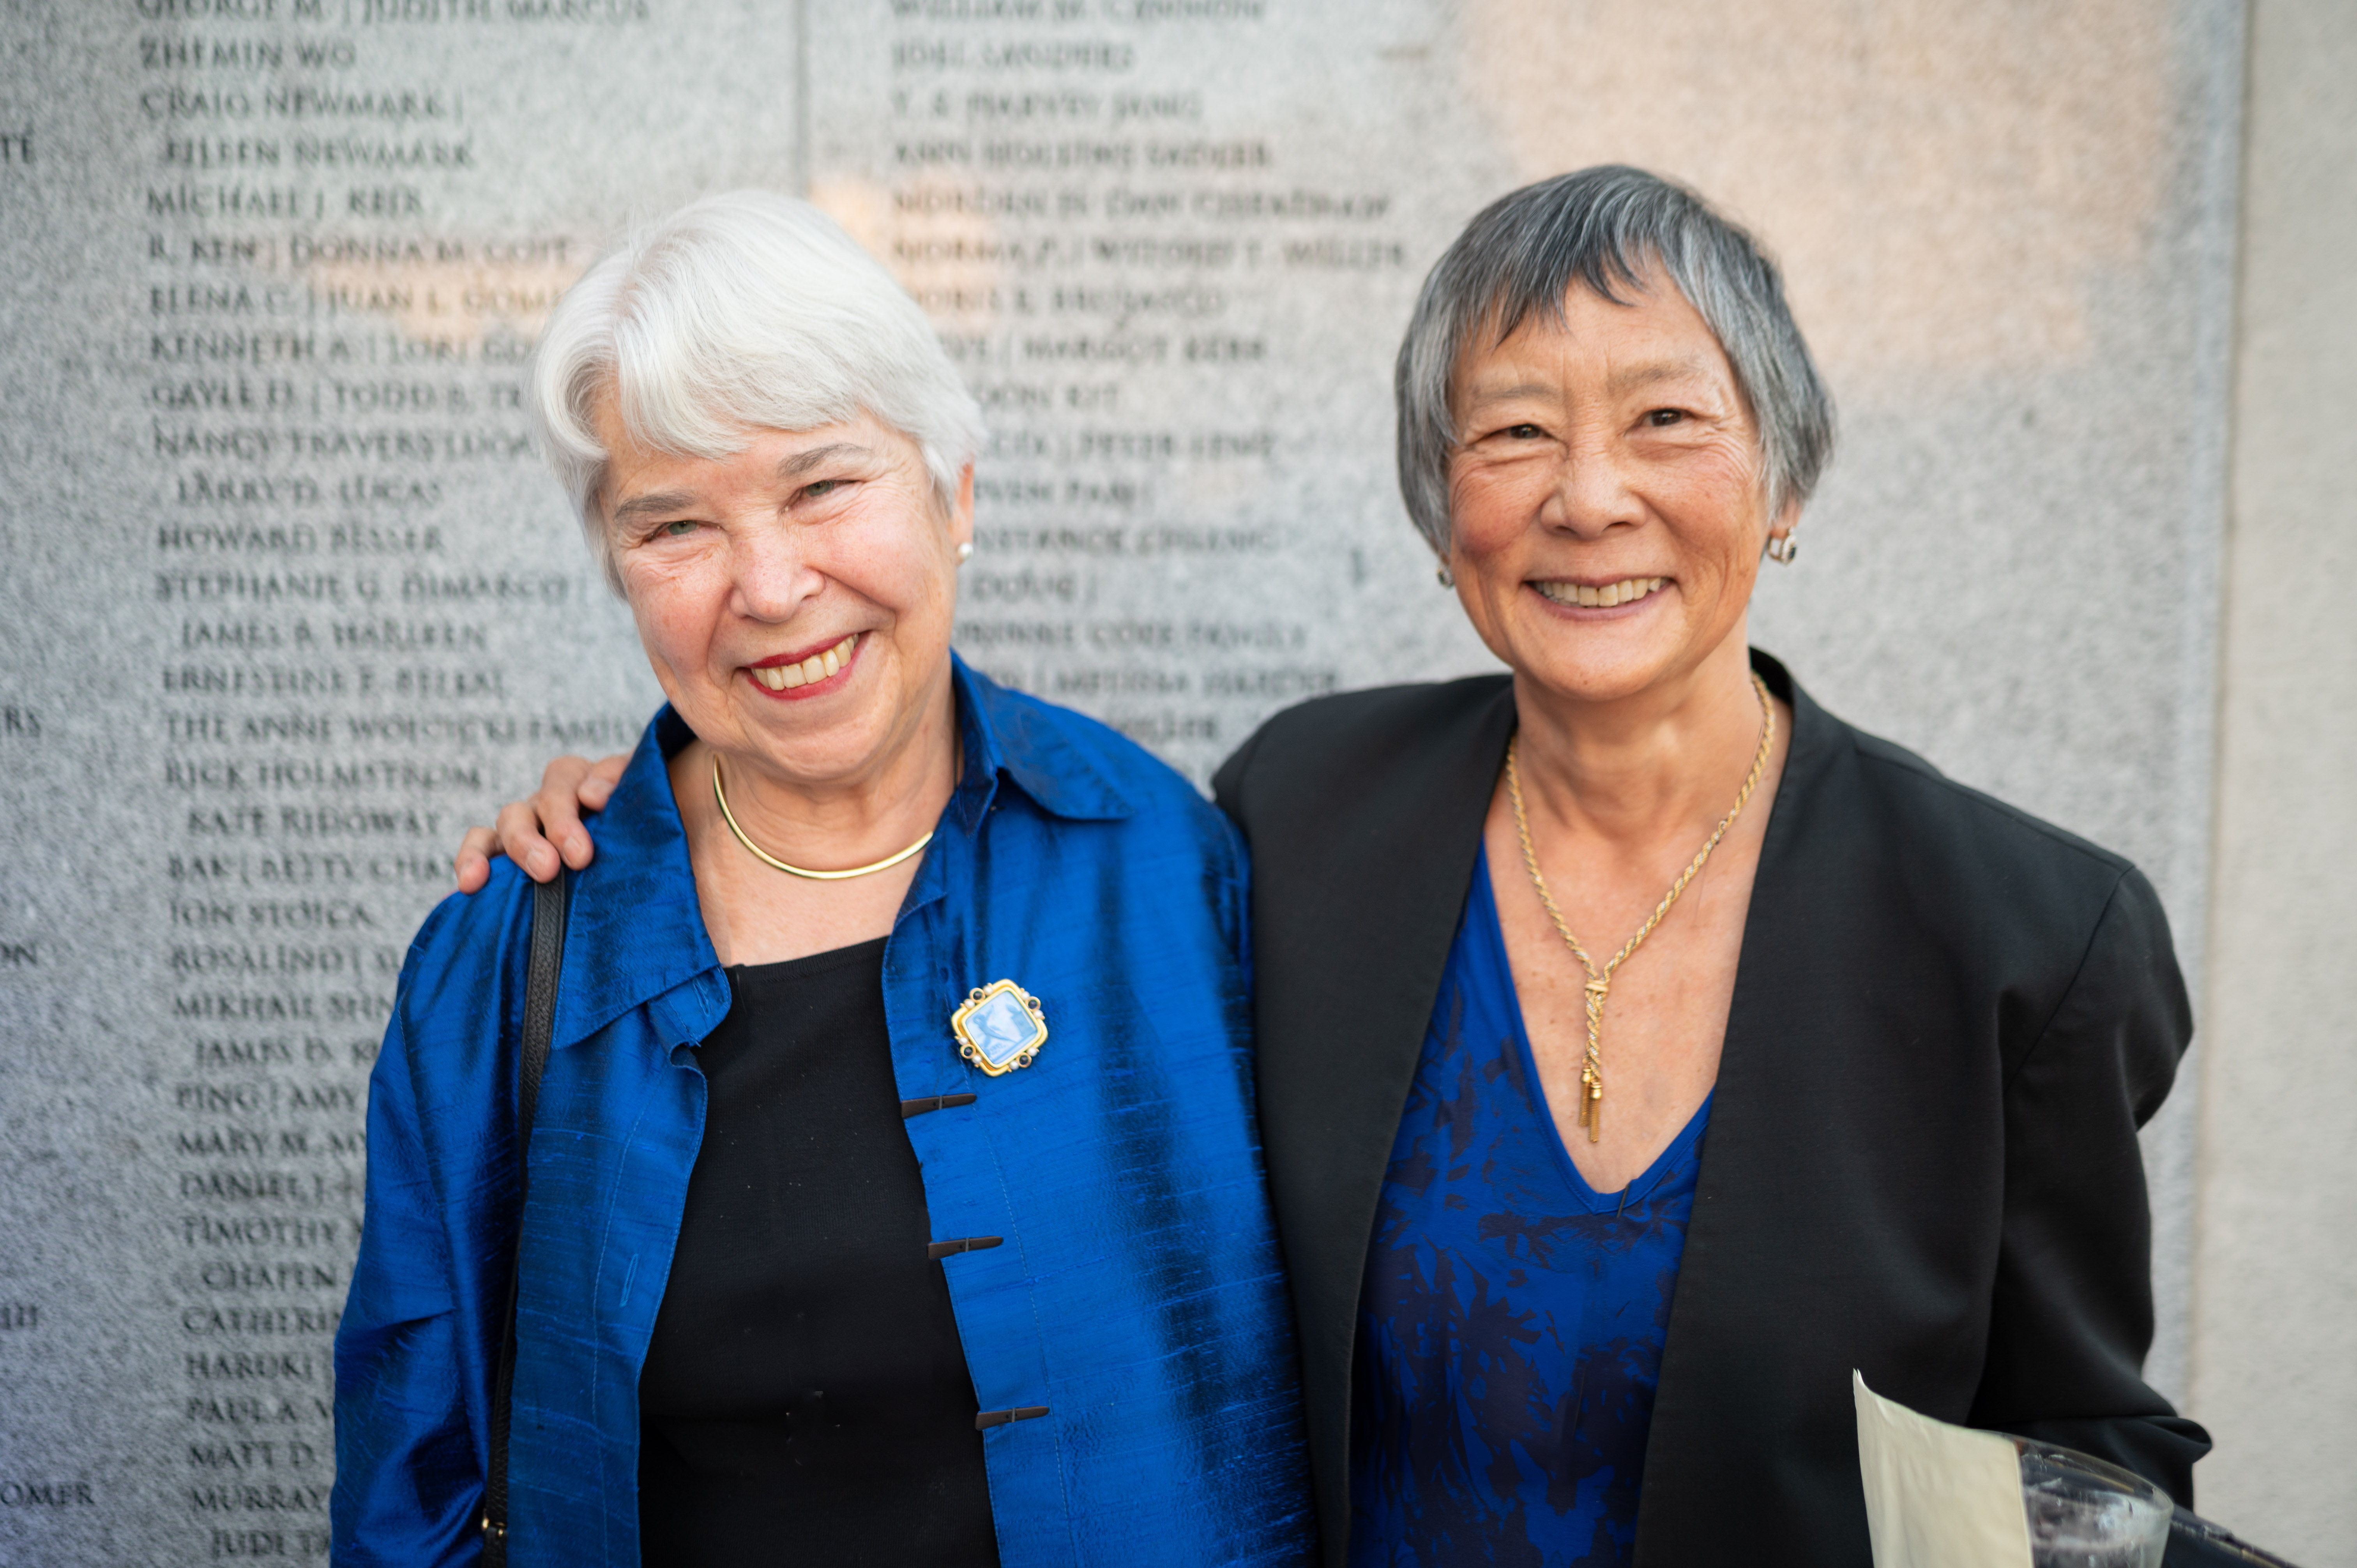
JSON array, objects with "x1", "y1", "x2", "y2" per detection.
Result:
[{"x1": 1470, "y1": 843, "x2": 1714, "y2": 1213}]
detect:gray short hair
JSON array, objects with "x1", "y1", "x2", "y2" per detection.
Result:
[
  {"x1": 1395, "y1": 166, "x2": 1835, "y2": 554},
  {"x1": 530, "y1": 190, "x2": 986, "y2": 594}
]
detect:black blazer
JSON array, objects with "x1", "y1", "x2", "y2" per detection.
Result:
[{"x1": 1213, "y1": 650, "x2": 2210, "y2": 1568}]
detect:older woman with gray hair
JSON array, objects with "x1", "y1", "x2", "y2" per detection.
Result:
[
  {"x1": 332, "y1": 191, "x2": 1311, "y2": 1567},
  {"x1": 472, "y1": 167, "x2": 2209, "y2": 1566}
]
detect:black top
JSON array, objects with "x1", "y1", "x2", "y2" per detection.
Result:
[
  {"x1": 637, "y1": 938, "x2": 999, "y2": 1568},
  {"x1": 1212, "y1": 649, "x2": 2210, "y2": 1568}
]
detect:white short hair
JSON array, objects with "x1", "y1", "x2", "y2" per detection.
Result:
[{"x1": 529, "y1": 190, "x2": 986, "y2": 594}]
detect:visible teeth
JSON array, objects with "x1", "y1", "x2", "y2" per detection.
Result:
[
  {"x1": 1539, "y1": 577, "x2": 1664, "y2": 609},
  {"x1": 751, "y1": 633, "x2": 858, "y2": 693}
]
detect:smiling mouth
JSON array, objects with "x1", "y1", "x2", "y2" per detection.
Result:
[
  {"x1": 749, "y1": 632, "x2": 859, "y2": 691},
  {"x1": 1534, "y1": 576, "x2": 1668, "y2": 609}
]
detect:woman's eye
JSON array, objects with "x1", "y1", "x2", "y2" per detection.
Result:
[
  {"x1": 661, "y1": 519, "x2": 698, "y2": 537},
  {"x1": 1502, "y1": 424, "x2": 1546, "y2": 441},
  {"x1": 1644, "y1": 408, "x2": 1686, "y2": 427},
  {"x1": 801, "y1": 479, "x2": 842, "y2": 500}
]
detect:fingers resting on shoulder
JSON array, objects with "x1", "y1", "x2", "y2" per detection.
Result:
[{"x1": 451, "y1": 752, "x2": 630, "y2": 892}]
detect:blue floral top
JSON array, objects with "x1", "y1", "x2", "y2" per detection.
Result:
[{"x1": 1350, "y1": 848, "x2": 1711, "y2": 1567}]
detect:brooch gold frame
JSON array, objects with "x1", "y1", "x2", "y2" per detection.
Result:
[{"x1": 950, "y1": 979, "x2": 1048, "y2": 1077}]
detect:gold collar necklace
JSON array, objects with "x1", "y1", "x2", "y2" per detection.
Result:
[
  {"x1": 1504, "y1": 671, "x2": 1776, "y2": 1142},
  {"x1": 710, "y1": 757, "x2": 934, "y2": 881}
]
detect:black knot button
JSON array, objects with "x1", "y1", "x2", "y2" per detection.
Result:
[
  {"x1": 926, "y1": 1236, "x2": 1004, "y2": 1261},
  {"x1": 974, "y1": 1406, "x2": 1050, "y2": 1430}
]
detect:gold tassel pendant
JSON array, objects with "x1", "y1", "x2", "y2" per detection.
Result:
[{"x1": 1505, "y1": 673, "x2": 1777, "y2": 1153}]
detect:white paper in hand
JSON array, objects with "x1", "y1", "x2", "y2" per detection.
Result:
[{"x1": 1854, "y1": 1370, "x2": 2034, "y2": 1568}]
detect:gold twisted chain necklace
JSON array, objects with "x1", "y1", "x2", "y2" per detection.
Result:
[
  {"x1": 711, "y1": 756, "x2": 935, "y2": 881},
  {"x1": 1505, "y1": 671, "x2": 1776, "y2": 1142}
]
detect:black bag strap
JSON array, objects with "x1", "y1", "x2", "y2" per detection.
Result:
[{"x1": 482, "y1": 871, "x2": 569, "y2": 1565}]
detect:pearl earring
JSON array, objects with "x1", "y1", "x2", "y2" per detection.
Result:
[{"x1": 957, "y1": 542, "x2": 974, "y2": 564}]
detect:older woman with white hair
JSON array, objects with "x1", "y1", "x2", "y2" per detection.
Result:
[
  {"x1": 470, "y1": 168, "x2": 2212, "y2": 1566},
  {"x1": 330, "y1": 192, "x2": 1312, "y2": 1568}
]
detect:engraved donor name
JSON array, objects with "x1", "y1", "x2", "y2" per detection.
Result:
[{"x1": 0, "y1": 1480, "x2": 95, "y2": 1507}]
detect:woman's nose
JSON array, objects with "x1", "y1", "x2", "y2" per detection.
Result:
[
  {"x1": 728, "y1": 527, "x2": 819, "y2": 622},
  {"x1": 1542, "y1": 443, "x2": 1639, "y2": 537}
]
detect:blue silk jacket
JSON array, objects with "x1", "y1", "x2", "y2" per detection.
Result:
[{"x1": 331, "y1": 659, "x2": 1315, "y2": 1566}]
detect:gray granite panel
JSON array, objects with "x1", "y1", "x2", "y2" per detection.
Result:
[{"x1": 0, "y1": 2, "x2": 2237, "y2": 1559}]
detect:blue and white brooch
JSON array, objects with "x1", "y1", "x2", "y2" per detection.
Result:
[{"x1": 951, "y1": 980, "x2": 1049, "y2": 1077}]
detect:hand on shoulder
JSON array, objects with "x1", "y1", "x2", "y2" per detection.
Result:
[{"x1": 452, "y1": 752, "x2": 629, "y2": 892}]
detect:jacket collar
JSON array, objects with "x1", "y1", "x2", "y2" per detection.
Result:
[
  {"x1": 1747, "y1": 645, "x2": 1842, "y2": 805},
  {"x1": 551, "y1": 653, "x2": 1131, "y2": 1050},
  {"x1": 940, "y1": 653, "x2": 1133, "y2": 832}
]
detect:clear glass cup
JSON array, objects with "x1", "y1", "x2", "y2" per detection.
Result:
[{"x1": 2014, "y1": 1439, "x2": 2173, "y2": 1568}]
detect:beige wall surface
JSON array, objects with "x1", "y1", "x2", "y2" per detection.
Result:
[{"x1": 2191, "y1": 0, "x2": 2357, "y2": 1561}]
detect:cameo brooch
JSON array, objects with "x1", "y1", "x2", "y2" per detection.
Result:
[{"x1": 951, "y1": 980, "x2": 1049, "y2": 1077}]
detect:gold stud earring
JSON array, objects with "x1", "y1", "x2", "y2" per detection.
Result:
[{"x1": 1765, "y1": 533, "x2": 1798, "y2": 565}]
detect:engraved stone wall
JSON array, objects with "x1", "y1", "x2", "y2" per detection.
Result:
[{"x1": 0, "y1": 3, "x2": 2241, "y2": 1561}]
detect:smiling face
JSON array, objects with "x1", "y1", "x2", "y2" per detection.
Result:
[
  {"x1": 1444, "y1": 272, "x2": 1789, "y2": 710},
  {"x1": 596, "y1": 394, "x2": 974, "y2": 793}
]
